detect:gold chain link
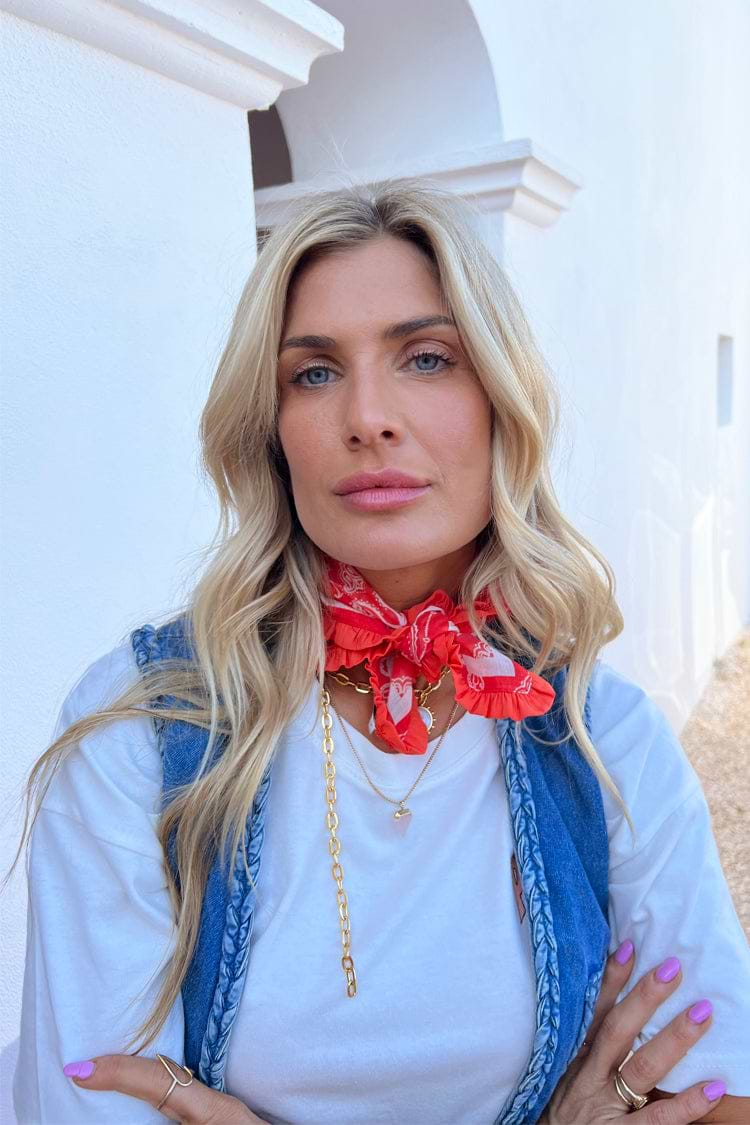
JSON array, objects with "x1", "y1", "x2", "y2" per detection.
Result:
[
  {"x1": 319, "y1": 677, "x2": 461, "y2": 997},
  {"x1": 320, "y1": 685, "x2": 358, "y2": 997},
  {"x1": 328, "y1": 664, "x2": 450, "y2": 706}
]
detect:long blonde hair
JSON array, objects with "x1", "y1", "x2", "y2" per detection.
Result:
[{"x1": 4, "y1": 176, "x2": 624, "y2": 1056}]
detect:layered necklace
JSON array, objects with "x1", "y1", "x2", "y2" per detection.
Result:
[
  {"x1": 324, "y1": 664, "x2": 458, "y2": 826},
  {"x1": 317, "y1": 671, "x2": 459, "y2": 999},
  {"x1": 317, "y1": 555, "x2": 556, "y2": 997}
]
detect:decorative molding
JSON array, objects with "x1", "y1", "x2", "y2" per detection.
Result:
[
  {"x1": 1, "y1": 0, "x2": 344, "y2": 110},
  {"x1": 255, "y1": 139, "x2": 584, "y2": 229}
]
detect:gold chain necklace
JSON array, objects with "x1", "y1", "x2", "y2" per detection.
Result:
[
  {"x1": 319, "y1": 678, "x2": 459, "y2": 998},
  {"x1": 327, "y1": 663, "x2": 451, "y2": 734},
  {"x1": 328, "y1": 691, "x2": 459, "y2": 824}
]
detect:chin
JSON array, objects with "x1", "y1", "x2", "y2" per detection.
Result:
[{"x1": 315, "y1": 533, "x2": 465, "y2": 574}]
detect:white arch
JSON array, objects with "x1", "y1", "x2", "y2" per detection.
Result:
[
  {"x1": 251, "y1": 0, "x2": 582, "y2": 240},
  {"x1": 273, "y1": 0, "x2": 502, "y2": 180}
]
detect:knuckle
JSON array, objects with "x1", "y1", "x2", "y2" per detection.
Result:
[
  {"x1": 638, "y1": 975, "x2": 663, "y2": 1005},
  {"x1": 647, "y1": 1098, "x2": 680, "y2": 1125},
  {"x1": 671, "y1": 1014, "x2": 700, "y2": 1049},
  {"x1": 597, "y1": 1008, "x2": 623, "y2": 1044},
  {"x1": 689, "y1": 1084, "x2": 720, "y2": 1116},
  {"x1": 107, "y1": 1055, "x2": 130, "y2": 1084},
  {"x1": 179, "y1": 1086, "x2": 215, "y2": 1124},
  {"x1": 204, "y1": 1096, "x2": 253, "y2": 1124},
  {"x1": 624, "y1": 1048, "x2": 657, "y2": 1087}
]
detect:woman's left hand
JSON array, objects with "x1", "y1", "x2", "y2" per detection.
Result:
[{"x1": 63, "y1": 1053, "x2": 266, "y2": 1122}]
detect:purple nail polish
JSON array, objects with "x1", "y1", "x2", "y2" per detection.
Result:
[
  {"x1": 63, "y1": 1060, "x2": 96, "y2": 1079},
  {"x1": 703, "y1": 1080, "x2": 726, "y2": 1102},
  {"x1": 615, "y1": 940, "x2": 634, "y2": 964},
  {"x1": 655, "y1": 956, "x2": 681, "y2": 983},
  {"x1": 688, "y1": 999, "x2": 713, "y2": 1024}
]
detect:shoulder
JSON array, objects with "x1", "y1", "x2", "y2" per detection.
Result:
[
  {"x1": 55, "y1": 635, "x2": 143, "y2": 724},
  {"x1": 40, "y1": 636, "x2": 163, "y2": 858},
  {"x1": 586, "y1": 659, "x2": 703, "y2": 855}
]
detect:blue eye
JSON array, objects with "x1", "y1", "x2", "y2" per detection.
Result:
[
  {"x1": 289, "y1": 348, "x2": 454, "y2": 387},
  {"x1": 411, "y1": 348, "x2": 453, "y2": 372},
  {"x1": 289, "y1": 364, "x2": 331, "y2": 386}
]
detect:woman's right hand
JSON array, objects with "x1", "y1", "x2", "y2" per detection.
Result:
[{"x1": 539, "y1": 942, "x2": 727, "y2": 1123}]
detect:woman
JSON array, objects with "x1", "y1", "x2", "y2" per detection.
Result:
[{"x1": 7, "y1": 179, "x2": 750, "y2": 1123}]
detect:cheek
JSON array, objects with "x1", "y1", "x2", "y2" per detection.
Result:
[
  {"x1": 426, "y1": 392, "x2": 492, "y2": 475},
  {"x1": 277, "y1": 404, "x2": 311, "y2": 473},
  {"x1": 277, "y1": 401, "x2": 335, "y2": 499}
]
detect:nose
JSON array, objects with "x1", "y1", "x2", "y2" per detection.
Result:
[{"x1": 340, "y1": 369, "x2": 405, "y2": 449}]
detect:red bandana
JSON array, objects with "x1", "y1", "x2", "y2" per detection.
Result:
[{"x1": 321, "y1": 556, "x2": 556, "y2": 755}]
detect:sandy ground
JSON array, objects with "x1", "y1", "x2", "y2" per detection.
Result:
[{"x1": 680, "y1": 627, "x2": 749, "y2": 937}]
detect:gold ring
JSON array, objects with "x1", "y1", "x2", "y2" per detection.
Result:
[
  {"x1": 613, "y1": 1049, "x2": 650, "y2": 1112},
  {"x1": 155, "y1": 1054, "x2": 194, "y2": 1112}
]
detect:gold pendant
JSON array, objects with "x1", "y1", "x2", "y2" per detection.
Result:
[
  {"x1": 418, "y1": 704, "x2": 434, "y2": 732},
  {"x1": 393, "y1": 805, "x2": 411, "y2": 832},
  {"x1": 393, "y1": 803, "x2": 413, "y2": 833}
]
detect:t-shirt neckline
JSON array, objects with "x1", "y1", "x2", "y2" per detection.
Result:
[{"x1": 292, "y1": 678, "x2": 499, "y2": 793}]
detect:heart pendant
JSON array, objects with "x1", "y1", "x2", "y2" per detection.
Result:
[{"x1": 393, "y1": 804, "x2": 412, "y2": 835}]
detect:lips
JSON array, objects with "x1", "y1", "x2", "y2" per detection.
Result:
[{"x1": 333, "y1": 469, "x2": 430, "y2": 495}]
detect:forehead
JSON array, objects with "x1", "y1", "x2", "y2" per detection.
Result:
[{"x1": 282, "y1": 236, "x2": 445, "y2": 331}]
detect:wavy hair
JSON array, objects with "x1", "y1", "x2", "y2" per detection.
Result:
[{"x1": 4, "y1": 176, "x2": 625, "y2": 1057}]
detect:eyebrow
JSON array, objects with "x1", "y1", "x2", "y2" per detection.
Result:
[{"x1": 278, "y1": 315, "x2": 456, "y2": 354}]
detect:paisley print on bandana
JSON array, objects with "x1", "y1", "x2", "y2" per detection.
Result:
[{"x1": 321, "y1": 556, "x2": 556, "y2": 755}]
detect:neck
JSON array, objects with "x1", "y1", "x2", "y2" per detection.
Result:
[{"x1": 353, "y1": 541, "x2": 477, "y2": 611}]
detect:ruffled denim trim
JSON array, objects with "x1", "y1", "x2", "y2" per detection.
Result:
[
  {"x1": 494, "y1": 719, "x2": 560, "y2": 1125},
  {"x1": 198, "y1": 759, "x2": 274, "y2": 1090},
  {"x1": 131, "y1": 624, "x2": 168, "y2": 740},
  {"x1": 571, "y1": 676, "x2": 608, "y2": 1062},
  {"x1": 570, "y1": 962, "x2": 606, "y2": 1063}
]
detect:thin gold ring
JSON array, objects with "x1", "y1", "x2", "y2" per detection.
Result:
[
  {"x1": 613, "y1": 1049, "x2": 650, "y2": 1111},
  {"x1": 155, "y1": 1054, "x2": 194, "y2": 1112}
]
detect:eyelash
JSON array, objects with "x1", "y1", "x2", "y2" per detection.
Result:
[{"x1": 288, "y1": 347, "x2": 456, "y2": 387}]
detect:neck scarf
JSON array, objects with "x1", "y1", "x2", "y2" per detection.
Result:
[{"x1": 320, "y1": 556, "x2": 556, "y2": 755}]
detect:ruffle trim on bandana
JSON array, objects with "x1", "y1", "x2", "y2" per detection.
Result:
[{"x1": 321, "y1": 557, "x2": 556, "y2": 755}]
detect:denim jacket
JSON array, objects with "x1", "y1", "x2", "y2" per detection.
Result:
[{"x1": 131, "y1": 616, "x2": 610, "y2": 1124}]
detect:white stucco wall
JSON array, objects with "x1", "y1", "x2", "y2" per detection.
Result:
[
  {"x1": 473, "y1": 0, "x2": 750, "y2": 721},
  {"x1": 0, "y1": 13, "x2": 255, "y2": 1108},
  {"x1": 0, "y1": 3, "x2": 345, "y2": 1110}
]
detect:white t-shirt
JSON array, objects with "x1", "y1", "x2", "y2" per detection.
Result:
[{"x1": 12, "y1": 638, "x2": 750, "y2": 1123}]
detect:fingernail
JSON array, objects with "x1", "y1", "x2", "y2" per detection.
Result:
[
  {"x1": 703, "y1": 1080, "x2": 726, "y2": 1102},
  {"x1": 655, "y1": 956, "x2": 681, "y2": 982},
  {"x1": 688, "y1": 999, "x2": 713, "y2": 1024},
  {"x1": 614, "y1": 940, "x2": 634, "y2": 964},
  {"x1": 63, "y1": 1060, "x2": 96, "y2": 1079}
]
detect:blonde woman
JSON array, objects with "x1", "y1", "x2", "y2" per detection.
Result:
[{"x1": 7, "y1": 180, "x2": 750, "y2": 1124}]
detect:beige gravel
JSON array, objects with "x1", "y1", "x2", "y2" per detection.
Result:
[{"x1": 679, "y1": 627, "x2": 750, "y2": 937}]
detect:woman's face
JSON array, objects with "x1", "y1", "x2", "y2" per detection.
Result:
[{"x1": 276, "y1": 234, "x2": 493, "y2": 602}]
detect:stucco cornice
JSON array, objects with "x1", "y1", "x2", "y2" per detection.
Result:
[
  {"x1": 255, "y1": 139, "x2": 583, "y2": 229},
  {"x1": 1, "y1": 0, "x2": 344, "y2": 110}
]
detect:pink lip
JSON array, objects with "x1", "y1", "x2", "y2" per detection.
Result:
[
  {"x1": 338, "y1": 486, "x2": 431, "y2": 511},
  {"x1": 333, "y1": 469, "x2": 430, "y2": 494}
]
